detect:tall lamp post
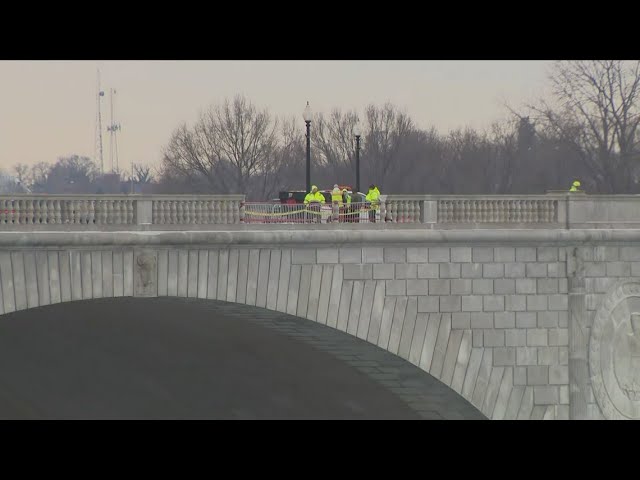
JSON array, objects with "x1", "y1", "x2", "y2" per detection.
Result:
[
  {"x1": 303, "y1": 102, "x2": 312, "y2": 193},
  {"x1": 354, "y1": 120, "x2": 362, "y2": 193}
]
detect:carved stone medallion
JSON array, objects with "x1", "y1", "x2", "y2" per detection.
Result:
[
  {"x1": 134, "y1": 250, "x2": 157, "y2": 297},
  {"x1": 589, "y1": 281, "x2": 640, "y2": 419}
]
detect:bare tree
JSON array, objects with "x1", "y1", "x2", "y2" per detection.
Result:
[
  {"x1": 252, "y1": 116, "x2": 305, "y2": 200},
  {"x1": 489, "y1": 119, "x2": 520, "y2": 192},
  {"x1": 161, "y1": 95, "x2": 278, "y2": 195},
  {"x1": 362, "y1": 103, "x2": 414, "y2": 188},
  {"x1": 30, "y1": 162, "x2": 52, "y2": 193},
  {"x1": 133, "y1": 164, "x2": 154, "y2": 184},
  {"x1": 527, "y1": 60, "x2": 640, "y2": 192},
  {"x1": 13, "y1": 163, "x2": 31, "y2": 188},
  {"x1": 312, "y1": 109, "x2": 359, "y2": 177}
]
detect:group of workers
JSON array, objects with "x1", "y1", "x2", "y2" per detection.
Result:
[
  {"x1": 303, "y1": 184, "x2": 381, "y2": 222},
  {"x1": 299, "y1": 179, "x2": 583, "y2": 224}
]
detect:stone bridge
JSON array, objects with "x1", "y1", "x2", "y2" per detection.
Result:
[{"x1": 2, "y1": 193, "x2": 640, "y2": 420}]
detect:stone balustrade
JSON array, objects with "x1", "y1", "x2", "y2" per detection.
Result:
[
  {"x1": 0, "y1": 197, "x2": 136, "y2": 225},
  {"x1": 151, "y1": 196, "x2": 243, "y2": 225},
  {"x1": 3, "y1": 193, "x2": 640, "y2": 230},
  {"x1": 384, "y1": 193, "x2": 640, "y2": 229},
  {"x1": 437, "y1": 198, "x2": 559, "y2": 223},
  {"x1": 384, "y1": 195, "x2": 562, "y2": 225},
  {"x1": 0, "y1": 195, "x2": 245, "y2": 228}
]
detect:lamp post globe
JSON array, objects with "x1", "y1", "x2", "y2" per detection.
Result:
[{"x1": 303, "y1": 102, "x2": 312, "y2": 193}]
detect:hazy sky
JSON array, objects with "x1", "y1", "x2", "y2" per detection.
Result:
[{"x1": 0, "y1": 60, "x2": 554, "y2": 174}]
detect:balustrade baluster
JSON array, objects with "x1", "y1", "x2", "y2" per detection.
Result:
[
  {"x1": 34, "y1": 200, "x2": 42, "y2": 224},
  {"x1": 127, "y1": 200, "x2": 134, "y2": 224},
  {"x1": 205, "y1": 200, "x2": 211, "y2": 223},
  {"x1": 213, "y1": 201, "x2": 220, "y2": 223},
  {"x1": 162, "y1": 201, "x2": 168, "y2": 224},
  {"x1": 183, "y1": 201, "x2": 191, "y2": 224},
  {"x1": 26, "y1": 200, "x2": 35, "y2": 224},
  {"x1": 53, "y1": 201, "x2": 61, "y2": 224},
  {"x1": 87, "y1": 200, "x2": 95, "y2": 224},
  {"x1": 167, "y1": 201, "x2": 174, "y2": 224},
  {"x1": 192, "y1": 201, "x2": 200, "y2": 224},
  {"x1": 161, "y1": 201, "x2": 168, "y2": 224},
  {"x1": 228, "y1": 200, "x2": 235, "y2": 223}
]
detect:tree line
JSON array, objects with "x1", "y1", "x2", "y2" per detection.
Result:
[
  {"x1": 8, "y1": 61, "x2": 640, "y2": 199},
  {"x1": 10, "y1": 156, "x2": 154, "y2": 194}
]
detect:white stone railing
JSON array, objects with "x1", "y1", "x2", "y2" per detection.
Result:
[
  {"x1": 384, "y1": 195, "x2": 564, "y2": 225},
  {"x1": 383, "y1": 196, "x2": 422, "y2": 223},
  {"x1": 437, "y1": 198, "x2": 558, "y2": 223},
  {"x1": 151, "y1": 196, "x2": 243, "y2": 225},
  {"x1": 0, "y1": 195, "x2": 245, "y2": 228},
  {"x1": 0, "y1": 196, "x2": 136, "y2": 225},
  {"x1": 5, "y1": 193, "x2": 640, "y2": 229}
]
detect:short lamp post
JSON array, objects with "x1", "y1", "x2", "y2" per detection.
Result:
[
  {"x1": 354, "y1": 120, "x2": 362, "y2": 193},
  {"x1": 303, "y1": 102, "x2": 312, "y2": 193}
]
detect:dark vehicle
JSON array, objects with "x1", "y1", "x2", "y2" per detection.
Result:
[{"x1": 278, "y1": 191, "x2": 309, "y2": 205}]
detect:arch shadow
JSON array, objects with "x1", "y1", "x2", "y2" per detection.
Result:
[{"x1": 0, "y1": 296, "x2": 485, "y2": 420}]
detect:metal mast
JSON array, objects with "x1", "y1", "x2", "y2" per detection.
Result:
[
  {"x1": 107, "y1": 88, "x2": 121, "y2": 173},
  {"x1": 95, "y1": 69, "x2": 105, "y2": 174}
]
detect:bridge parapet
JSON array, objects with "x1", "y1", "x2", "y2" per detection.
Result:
[
  {"x1": 2, "y1": 193, "x2": 640, "y2": 231},
  {"x1": 0, "y1": 194, "x2": 244, "y2": 229},
  {"x1": 384, "y1": 193, "x2": 640, "y2": 229}
]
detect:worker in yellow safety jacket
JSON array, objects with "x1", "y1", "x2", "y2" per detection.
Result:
[
  {"x1": 569, "y1": 180, "x2": 581, "y2": 192},
  {"x1": 304, "y1": 185, "x2": 325, "y2": 223},
  {"x1": 304, "y1": 185, "x2": 326, "y2": 204},
  {"x1": 331, "y1": 184, "x2": 343, "y2": 205},
  {"x1": 340, "y1": 188, "x2": 353, "y2": 223},
  {"x1": 366, "y1": 184, "x2": 380, "y2": 223}
]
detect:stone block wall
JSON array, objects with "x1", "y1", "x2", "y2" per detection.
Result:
[
  {"x1": 0, "y1": 242, "x2": 575, "y2": 420},
  {"x1": 7, "y1": 226, "x2": 640, "y2": 419}
]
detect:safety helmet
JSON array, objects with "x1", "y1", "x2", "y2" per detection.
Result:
[
  {"x1": 573, "y1": 180, "x2": 581, "y2": 187},
  {"x1": 334, "y1": 184, "x2": 339, "y2": 189},
  {"x1": 342, "y1": 188, "x2": 348, "y2": 193},
  {"x1": 311, "y1": 185, "x2": 318, "y2": 192}
]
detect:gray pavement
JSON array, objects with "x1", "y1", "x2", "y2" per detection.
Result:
[{"x1": 0, "y1": 297, "x2": 485, "y2": 420}]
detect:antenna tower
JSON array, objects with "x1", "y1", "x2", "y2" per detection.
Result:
[
  {"x1": 95, "y1": 69, "x2": 105, "y2": 174},
  {"x1": 107, "y1": 88, "x2": 122, "y2": 174}
]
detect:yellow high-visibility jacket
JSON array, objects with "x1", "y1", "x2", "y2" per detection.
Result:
[
  {"x1": 366, "y1": 189, "x2": 380, "y2": 211},
  {"x1": 304, "y1": 191, "x2": 325, "y2": 204},
  {"x1": 331, "y1": 188, "x2": 342, "y2": 204}
]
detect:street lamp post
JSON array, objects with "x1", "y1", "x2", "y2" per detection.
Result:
[
  {"x1": 303, "y1": 102, "x2": 312, "y2": 193},
  {"x1": 354, "y1": 120, "x2": 362, "y2": 193}
]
